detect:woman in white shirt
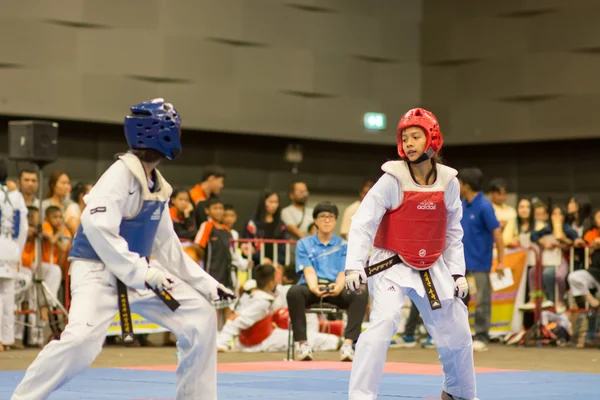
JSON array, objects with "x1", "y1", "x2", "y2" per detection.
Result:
[{"x1": 64, "y1": 182, "x2": 92, "y2": 237}]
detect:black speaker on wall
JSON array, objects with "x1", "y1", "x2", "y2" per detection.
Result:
[{"x1": 8, "y1": 120, "x2": 58, "y2": 165}]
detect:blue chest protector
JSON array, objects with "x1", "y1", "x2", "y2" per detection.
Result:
[
  {"x1": 70, "y1": 200, "x2": 164, "y2": 261},
  {"x1": 0, "y1": 187, "x2": 21, "y2": 239}
]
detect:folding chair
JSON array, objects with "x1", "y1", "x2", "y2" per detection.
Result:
[{"x1": 286, "y1": 302, "x2": 346, "y2": 361}]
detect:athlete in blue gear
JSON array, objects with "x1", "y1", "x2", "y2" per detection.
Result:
[{"x1": 12, "y1": 99, "x2": 235, "y2": 400}]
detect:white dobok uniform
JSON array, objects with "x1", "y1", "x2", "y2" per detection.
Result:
[
  {"x1": 0, "y1": 185, "x2": 28, "y2": 347},
  {"x1": 12, "y1": 154, "x2": 223, "y2": 400},
  {"x1": 217, "y1": 289, "x2": 339, "y2": 352},
  {"x1": 346, "y1": 161, "x2": 476, "y2": 400}
]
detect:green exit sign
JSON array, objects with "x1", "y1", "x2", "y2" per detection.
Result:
[{"x1": 364, "y1": 112, "x2": 386, "y2": 131}]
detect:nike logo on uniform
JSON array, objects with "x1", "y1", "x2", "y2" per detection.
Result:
[{"x1": 129, "y1": 190, "x2": 136, "y2": 195}]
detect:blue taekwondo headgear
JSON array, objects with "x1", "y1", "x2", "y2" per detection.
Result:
[{"x1": 124, "y1": 98, "x2": 182, "y2": 160}]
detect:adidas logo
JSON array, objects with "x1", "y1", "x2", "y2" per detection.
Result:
[
  {"x1": 417, "y1": 199, "x2": 436, "y2": 210},
  {"x1": 387, "y1": 286, "x2": 396, "y2": 291},
  {"x1": 151, "y1": 208, "x2": 161, "y2": 220}
]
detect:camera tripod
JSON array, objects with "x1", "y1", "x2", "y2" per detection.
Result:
[{"x1": 16, "y1": 163, "x2": 69, "y2": 346}]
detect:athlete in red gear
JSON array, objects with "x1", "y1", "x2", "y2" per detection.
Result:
[{"x1": 345, "y1": 109, "x2": 477, "y2": 400}]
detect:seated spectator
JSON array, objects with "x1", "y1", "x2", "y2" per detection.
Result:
[
  {"x1": 568, "y1": 209, "x2": 600, "y2": 310},
  {"x1": 216, "y1": 264, "x2": 339, "y2": 353},
  {"x1": 169, "y1": 189, "x2": 200, "y2": 262},
  {"x1": 242, "y1": 190, "x2": 287, "y2": 269},
  {"x1": 529, "y1": 204, "x2": 578, "y2": 313},
  {"x1": 286, "y1": 202, "x2": 368, "y2": 362}
]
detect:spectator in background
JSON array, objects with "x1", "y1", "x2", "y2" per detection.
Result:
[
  {"x1": 189, "y1": 165, "x2": 226, "y2": 226},
  {"x1": 169, "y1": 189, "x2": 199, "y2": 262},
  {"x1": 287, "y1": 202, "x2": 368, "y2": 362},
  {"x1": 223, "y1": 204, "x2": 239, "y2": 240},
  {"x1": 242, "y1": 190, "x2": 287, "y2": 269},
  {"x1": 458, "y1": 167, "x2": 506, "y2": 352},
  {"x1": 195, "y1": 198, "x2": 234, "y2": 293},
  {"x1": 507, "y1": 198, "x2": 534, "y2": 249},
  {"x1": 64, "y1": 182, "x2": 92, "y2": 237},
  {"x1": 530, "y1": 204, "x2": 578, "y2": 313},
  {"x1": 568, "y1": 209, "x2": 600, "y2": 310},
  {"x1": 567, "y1": 195, "x2": 593, "y2": 238},
  {"x1": 567, "y1": 195, "x2": 593, "y2": 270},
  {"x1": 18, "y1": 169, "x2": 40, "y2": 208},
  {"x1": 281, "y1": 181, "x2": 313, "y2": 240},
  {"x1": 340, "y1": 179, "x2": 374, "y2": 240},
  {"x1": 40, "y1": 171, "x2": 72, "y2": 217},
  {"x1": 488, "y1": 178, "x2": 516, "y2": 246},
  {"x1": 42, "y1": 206, "x2": 72, "y2": 269},
  {"x1": 16, "y1": 206, "x2": 62, "y2": 348}
]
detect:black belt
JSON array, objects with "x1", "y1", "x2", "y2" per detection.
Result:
[
  {"x1": 364, "y1": 254, "x2": 442, "y2": 310},
  {"x1": 116, "y1": 278, "x2": 181, "y2": 346}
]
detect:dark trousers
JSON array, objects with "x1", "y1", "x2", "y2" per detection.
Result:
[
  {"x1": 286, "y1": 284, "x2": 368, "y2": 342},
  {"x1": 403, "y1": 302, "x2": 421, "y2": 337},
  {"x1": 462, "y1": 271, "x2": 491, "y2": 342}
]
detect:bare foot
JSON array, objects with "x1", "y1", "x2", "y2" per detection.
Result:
[{"x1": 0, "y1": 343, "x2": 4, "y2": 352}]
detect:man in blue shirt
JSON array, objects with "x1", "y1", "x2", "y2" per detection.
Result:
[
  {"x1": 458, "y1": 168, "x2": 506, "y2": 352},
  {"x1": 287, "y1": 202, "x2": 368, "y2": 362}
]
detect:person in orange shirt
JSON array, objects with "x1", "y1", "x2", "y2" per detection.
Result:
[
  {"x1": 15, "y1": 207, "x2": 62, "y2": 347},
  {"x1": 42, "y1": 206, "x2": 72, "y2": 269},
  {"x1": 195, "y1": 198, "x2": 250, "y2": 325},
  {"x1": 188, "y1": 166, "x2": 226, "y2": 226}
]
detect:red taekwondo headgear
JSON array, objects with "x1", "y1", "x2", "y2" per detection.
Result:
[{"x1": 396, "y1": 108, "x2": 444, "y2": 162}]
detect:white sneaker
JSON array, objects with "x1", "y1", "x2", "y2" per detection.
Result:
[
  {"x1": 519, "y1": 302, "x2": 535, "y2": 311},
  {"x1": 340, "y1": 343, "x2": 354, "y2": 362},
  {"x1": 542, "y1": 300, "x2": 554, "y2": 309},
  {"x1": 296, "y1": 342, "x2": 313, "y2": 361},
  {"x1": 472, "y1": 339, "x2": 488, "y2": 352}
]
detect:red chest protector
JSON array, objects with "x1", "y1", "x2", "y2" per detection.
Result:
[
  {"x1": 239, "y1": 315, "x2": 274, "y2": 347},
  {"x1": 373, "y1": 161, "x2": 456, "y2": 270}
]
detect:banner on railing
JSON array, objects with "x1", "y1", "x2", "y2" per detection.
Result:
[
  {"x1": 467, "y1": 248, "x2": 529, "y2": 336},
  {"x1": 107, "y1": 313, "x2": 168, "y2": 336}
]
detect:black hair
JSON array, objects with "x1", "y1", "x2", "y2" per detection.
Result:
[
  {"x1": 19, "y1": 169, "x2": 37, "y2": 179},
  {"x1": 567, "y1": 195, "x2": 592, "y2": 231},
  {"x1": 130, "y1": 148, "x2": 164, "y2": 163},
  {"x1": 457, "y1": 168, "x2": 484, "y2": 192},
  {"x1": 515, "y1": 197, "x2": 534, "y2": 233},
  {"x1": 45, "y1": 205, "x2": 61, "y2": 218},
  {"x1": 283, "y1": 263, "x2": 299, "y2": 284},
  {"x1": 27, "y1": 206, "x2": 39, "y2": 215},
  {"x1": 224, "y1": 204, "x2": 235, "y2": 212},
  {"x1": 254, "y1": 264, "x2": 276, "y2": 289},
  {"x1": 488, "y1": 178, "x2": 508, "y2": 193},
  {"x1": 255, "y1": 189, "x2": 282, "y2": 224},
  {"x1": 289, "y1": 180, "x2": 306, "y2": 194},
  {"x1": 312, "y1": 201, "x2": 339, "y2": 220},
  {"x1": 201, "y1": 165, "x2": 226, "y2": 182},
  {"x1": 70, "y1": 182, "x2": 91, "y2": 204},
  {"x1": 205, "y1": 197, "x2": 224, "y2": 208}
]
